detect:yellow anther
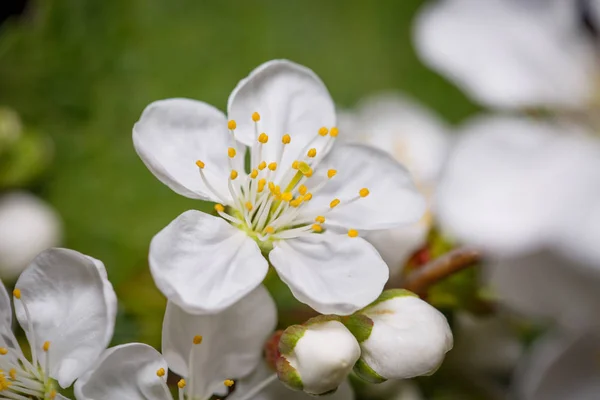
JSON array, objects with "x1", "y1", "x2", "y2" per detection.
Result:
[
  {"x1": 228, "y1": 120, "x2": 237, "y2": 130},
  {"x1": 282, "y1": 134, "x2": 291, "y2": 144},
  {"x1": 264, "y1": 226, "x2": 275, "y2": 234},
  {"x1": 272, "y1": 186, "x2": 281, "y2": 196},
  {"x1": 303, "y1": 193, "x2": 313, "y2": 201},
  {"x1": 9, "y1": 369, "x2": 16, "y2": 380},
  {"x1": 268, "y1": 162, "x2": 278, "y2": 171},
  {"x1": 12, "y1": 289, "x2": 20, "y2": 299},
  {"x1": 228, "y1": 147, "x2": 237, "y2": 158},
  {"x1": 249, "y1": 169, "x2": 259, "y2": 179},
  {"x1": 291, "y1": 160, "x2": 299, "y2": 170},
  {"x1": 359, "y1": 188, "x2": 370, "y2": 197},
  {"x1": 327, "y1": 169, "x2": 337, "y2": 179},
  {"x1": 318, "y1": 127, "x2": 329, "y2": 136},
  {"x1": 330, "y1": 127, "x2": 339, "y2": 137},
  {"x1": 258, "y1": 161, "x2": 267, "y2": 170},
  {"x1": 50, "y1": 390, "x2": 57, "y2": 399},
  {"x1": 178, "y1": 379, "x2": 187, "y2": 389},
  {"x1": 245, "y1": 202, "x2": 253, "y2": 211},
  {"x1": 258, "y1": 179, "x2": 266, "y2": 192},
  {"x1": 307, "y1": 148, "x2": 317, "y2": 158},
  {"x1": 193, "y1": 335, "x2": 203, "y2": 345},
  {"x1": 230, "y1": 170, "x2": 239, "y2": 180},
  {"x1": 196, "y1": 160, "x2": 205, "y2": 169},
  {"x1": 348, "y1": 229, "x2": 359, "y2": 238},
  {"x1": 315, "y1": 216, "x2": 326, "y2": 224},
  {"x1": 215, "y1": 204, "x2": 225, "y2": 213},
  {"x1": 258, "y1": 133, "x2": 269, "y2": 144},
  {"x1": 0, "y1": 348, "x2": 7, "y2": 355},
  {"x1": 252, "y1": 112, "x2": 261, "y2": 122},
  {"x1": 281, "y1": 192, "x2": 293, "y2": 202},
  {"x1": 43, "y1": 341, "x2": 50, "y2": 352},
  {"x1": 290, "y1": 198, "x2": 303, "y2": 207},
  {"x1": 156, "y1": 368, "x2": 166, "y2": 377},
  {"x1": 224, "y1": 379, "x2": 235, "y2": 387},
  {"x1": 330, "y1": 199, "x2": 340, "y2": 208},
  {"x1": 268, "y1": 182, "x2": 275, "y2": 192},
  {"x1": 312, "y1": 224, "x2": 323, "y2": 232},
  {"x1": 299, "y1": 185, "x2": 308, "y2": 195}
]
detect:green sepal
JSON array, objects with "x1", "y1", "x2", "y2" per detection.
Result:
[
  {"x1": 340, "y1": 314, "x2": 373, "y2": 343},
  {"x1": 279, "y1": 324, "x2": 307, "y2": 355},
  {"x1": 304, "y1": 314, "x2": 341, "y2": 326},
  {"x1": 362, "y1": 288, "x2": 418, "y2": 311},
  {"x1": 276, "y1": 356, "x2": 304, "y2": 391},
  {"x1": 353, "y1": 358, "x2": 387, "y2": 384}
]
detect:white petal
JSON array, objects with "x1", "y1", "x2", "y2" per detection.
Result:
[
  {"x1": 74, "y1": 343, "x2": 170, "y2": 400},
  {"x1": 85, "y1": 256, "x2": 118, "y2": 345},
  {"x1": 435, "y1": 116, "x2": 574, "y2": 257},
  {"x1": 512, "y1": 331, "x2": 600, "y2": 400},
  {"x1": 14, "y1": 248, "x2": 117, "y2": 388},
  {"x1": 414, "y1": 0, "x2": 595, "y2": 109},
  {"x1": 162, "y1": 285, "x2": 277, "y2": 399},
  {"x1": 300, "y1": 143, "x2": 425, "y2": 230},
  {"x1": 149, "y1": 210, "x2": 268, "y2": 314},
  {"x1": 227, "y1": 60, "x2": 336, "y2": 181},
  {"x1": 269, "y1": 233, "x2": 388, "y2": 315},
  {"x1": 133, "y1": 98, "x2": 241, "y2": 202},
  {"x1": 230, "y1": 361, "x2": 354, "y2": 400},
  {"x1": 0, "y1": 192, "x2": 62, "y2": 281},
  {"x1": 0, "y1": 279, "x2": 10, "y2": 326}
]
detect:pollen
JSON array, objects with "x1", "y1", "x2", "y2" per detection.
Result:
[
  {"x1": 245, "y1": 202, "x2": 253, "y2": 211},
  {"x1": 258, "y1": 133, "x2": 269, "y2": 143},
  {"x1": 252, "y1": 112, "x2": 261, "y2": 122},
  {"x1": 315, "y1": 216, "x2": 326, "y2": 223},
  {"x1": 280, "y1": 192, "x2": 293, "y2": 202},
  {"x1": 156, "y1": 368, "x2": 166, "y2": 377},
  {"x1": 348, "y1": 229, "x2": 359, "y2": 237},
  {"x1": 330, "y1": 127, "x2": 339, "y2": 137},
  {"x1": 12, "y1": 289, "x2": 20, "y2": 299},
  {"x1": 258, "y1": 161, "x2": 267, "y2": 170},
  {"x1": 230, "y1": 170, "x2": 239, "y2": 180},
  {"x1": 50, "y1": 391, "x2": 57, "y2": 400},
  {"x1": 292, "y1": 160, "x2": 299, "y2": 170},
  {"x1": 228, "y1": 120, "x2": 237, "y2": 130},
  {"x1": 250, "y1": 169, "x2": 259, "y2": 179},
  {"x1": 215, "y1": 204, "x2": 225, "y2": 213},
  {"x1": 195, "y1": 160, "x2": 205, "y2": 169},
  {"x1": 257, "y1": 179, "x2": 266, "y2": 192},
  {"x1": 224, "y1": 379, "x2": 235, "y2": 387},
  {"x1": 307, "y1": 148, "x2": 317, "y2": 158},
  {"x1": 330, "y1": 198, "x2": 340, "y2": 208},
  {"x1": 264, "y1": 226, "x2": 275, "y2": 234},
  {"x1": 282, "y1": 134, "x2": 291, "y2": 144},
  {"x1": 318, "y1": 127, "x2": 329, "y2": 136},
  {"x1": 43, "y1": 341, "x2": 51, "y2": 352},
  {"x1": 359, "y1": 188, "x2": 370, "y2": 197},
  {"x1": 9, "y1": 369, "x2": 16, "y2": 380},
  {"x1": 178, "y1": 379, "x2": 187, "y2": 389},
  {"x1": 268, "y1": 162, "x2": 278, "y2": 171},
  {"x1": 299, "y1": 185, "x2": 308, "y2": 195},
  {"x1": 312, "y1": 224, "x2": 323, "y2": 232},
  {"x1": 303, "y1": 193, "x2": 313, "y2": 201},
  {"x1": 0, "y1": 348, "x2": 7, "y2": 355},
  {"x1": 327, "y1": 169, "x2": 337, "y2": 178},
  {"x1": 228, "y1": 147, "x2": 237, "y2": 158},
  {"x1": 290, "y1": 198, "x2": 303, "y2": 207},
  {"x1": 193, "y1": 335, "x2": 203, "y2": 345}
]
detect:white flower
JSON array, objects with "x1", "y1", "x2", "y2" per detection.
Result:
[
  {"x1": 0, "y1": 248, "x2": 117, "y2": 399},
  {"x1": 350, "y1": 289, "x2": 453, "y2": 382},
  {"x1": 414, "y1": 0, "x2": 597, "y2": 110},
  {"x1": 0, "y1": 192, "x2": 62, "y2": 280},
  {"x1": 75, "y1": 285, "x2": 277, "y2": 400},
  {"x1": 338, "y1": 92, "x2": 451, "y2": 273},
  {"x1": 133, "y1": 60, "x2": 425, "y2": 315},
  {"x1": 277, "y1": 318, "x2": 361, "y2": 395}
]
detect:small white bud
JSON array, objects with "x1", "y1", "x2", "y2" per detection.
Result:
[
  {"x1": 352, "y1": 289, "x2": 453, "y2": 382},
  {"x1": 277, "y1": 318, "x2": 361, "y2": 395}
]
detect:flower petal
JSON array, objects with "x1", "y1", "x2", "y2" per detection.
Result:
[
  {"x1": 74, "y1": 343, "x2": 170, "y2": 400},
  {"x1": 133, "y1": 98, "x2": 242, "y2": 203},
  {"x1": 269, "y1": 233, "x2": 388, "y2": 315},
  {"x1": 149, "y1": 210, "x2": 268, "y2": 314},
  {"x1": 414, "y1": 0, "x2": 595, "y2": 109},
  {"x1": 162, "y1": 285, "x2": 277, "y2": 399},
  {"x1": 299, "y1": 143, "x2": 425, "y2": 230},
  {"x1": 0, "y1": 279, "x2": 10, "y2": 326},
  {"x1": 227, "y1": 60, "x2": 336, "y2": 182},
  {"x1": 14, "y1": 248, "x2": 117, "y2": 388}
]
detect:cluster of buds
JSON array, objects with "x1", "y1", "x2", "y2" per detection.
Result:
[{"x1": 275, "y1": 289, "x2": 453, "y2": 395}]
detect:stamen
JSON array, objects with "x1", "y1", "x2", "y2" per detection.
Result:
[
  {"x1": 224, "y1": 379, "x2": 235, "y2": 388},
  {"x1": 178, "y1": 379, "x2": 186, "y2": 400},
  {"x1": 12, "y1": 289, "x2": 20, "y2": 299},
  {"x1": 195, "y1": 160, "x2": 205, "y2": 169},
  {"x1": 312, "y1": 224, "x2": 323, "y2": 232},
  {"x1": 258, "y1": 133, "x2": 269, "y2": 144},
  {"x1": 264, "y1": 226, "x2": 275, "y2": 234},
  {"x1": 307, "y1": 148, "x2": 317, "y2": 158},
  {"x1": 250, "y1": 169, "x2": 259, "y2": 179},
  {"x1": 280, "y1": 192, "x2": 293, "y2": 202},
  {"x1": 228, "y1": 147, "x2": 237, "y2": 158},
  {"x1": 215, "y1": 204, "x2": 225, "y2": 213},
  {"x1": 327, "y1": 169, "x2": 337, "y2": 179},
  {"x1": 330, "y1": 127, "x2": 339, "y2": 137},
  {"x1": 228, "y1": 120, "x2": 237, "y2": 130},
  {"x1": 292, "y1": 160, "x2": 299, "y2": 170},
  {"x1": 303, "y1": 193, "x2": 313, "y2": 201},
  {"x1": 258, "y1": 161, "x2": 267, "y2": 170},
  {"x1": 330, "y1": 198, "x2": 340, "y2": 208},
  {"x1": 252, "y1": 112, "x2": 261, "y2": 122},
  {"x1": 359, "y1": 188, "x2": 370, "y2": 197},
  {"x1": 282, "y1": 134, "x2": 291, "y2": 144},
  {"x1": 156, "y1": 368, "x2": 172, "y2": 399},
  {"x1": 0, "y1": 348, "x2": 7, "y2": 355},
  {"x1": 268, "y1": 162, "x2": 277, "y2": 171},
  {"x1": 245, "y1": 202, "x2": 254, "y2": 211},
  {"x1": 299, "y1": 185, "x2": 308, "y2": 195},
  {"x1": 156, "y1": 368, "x2": 166, "y2": 377},
  {"x1": 348, "y1": 229, "x2": 359, "y2": 238},
  {"x1": 257, "y1": 179, "x2": 266, "y2": 193},
  {"x1": 230, "y1": 170, "x2": 239, "y2": 180},
  {"x1": 318, "y1": 127, "x2": 329, "y2": 136},
  {"x1": 315, "y1": 216, "x2": 326, "y2": 223},
  {"x1": 193, "y1": 335, "x2": 203, "y2": 345}
]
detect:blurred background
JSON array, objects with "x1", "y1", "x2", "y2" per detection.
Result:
[{"x1": 2, "y1": 1, "x2": 599, "y2": 399}]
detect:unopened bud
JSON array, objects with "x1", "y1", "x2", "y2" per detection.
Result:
[
  {"x1": 277, "y1": 317, "x2": 360, "y2": 395},
  {"x1": 347, "y1": 289, "x2": 453, "y2": 383}
]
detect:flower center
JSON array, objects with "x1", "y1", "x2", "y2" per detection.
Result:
[
  {"x1": 195, "y1": 112, "x2": 369, "y2": 249},
  {"x1": 0, "y1": 290, "x2": 57, "y2": 400}
]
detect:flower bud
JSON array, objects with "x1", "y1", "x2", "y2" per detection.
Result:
[
  {"x1": 346, "y1": 289, "x2": 453, "y2": 383},
  {"x1": 277, "y1": 316, "x2": 361, "y2": 395}
]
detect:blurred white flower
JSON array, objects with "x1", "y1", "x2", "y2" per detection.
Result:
[
  {"x1": 134, "y1": 60, "x2": 425, "y2": 316},
  {"x1": 0, "y1": 248, "x2": 117, "y2": 399},
  {"x1": 414, "y1": 0, "x2": 597, "y2": 110},
  {"x1": 75, "y1": 285, "x2": 277, "y2": 400},
  {"x1": 0, "y1": 192, "x2": 62, "y2": 280},
  {"x1": 338, "y1": 93, "x2": 451, "y2": 273},
  {"x1": 511, "y1": 330, "x2": 600, "y2": 400}
]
